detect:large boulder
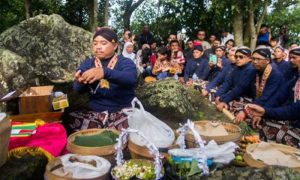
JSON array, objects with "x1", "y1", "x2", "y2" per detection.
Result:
[
  {"x1": 136, "y1": 79, "x2": 228, "y2": 128},
  {"x1": 0, "y1": 14, "x2": 92, "y2": 96}
]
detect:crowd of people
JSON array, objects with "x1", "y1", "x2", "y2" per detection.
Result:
[{"x1": 70, "y1": 25, "x2": 300, "y2": 148}]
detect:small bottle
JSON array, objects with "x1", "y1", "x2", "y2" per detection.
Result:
[
  {"x1": 174, "y1": 73, "x2": 179, "y2": 80},
  {"x1": 192, "y1": 73, "x2": 198, "y2": 82}
]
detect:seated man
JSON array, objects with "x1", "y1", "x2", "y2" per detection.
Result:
[
  {"x1": 273, "y1": 46, "x2": 292, "y2": 79},
  {"x1": 235, "y1": 47, "x2": 284, "y2": 122},
  {"x1": 215, "y1": 46, "x2": 256, "y2": 111},
  {"x1": 202, "y1": 46, "x2": 231, "y2": 96},
  {"x1": 66, "y1": 28, "x2": 137, "y2": 133},
  {"x1": 206, "y1": 45, "x2": 230, "y2": 81},
  {"x1": 241, "y1": 47, "x2": 300, "y2": 148},
  {"x1": 184, "y1": 45, "x2": 209, "y2": 84}
]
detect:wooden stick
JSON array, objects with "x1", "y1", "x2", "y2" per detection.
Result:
[{"x1": 222, "y1": 108, "x2": 235, "y2": 121}]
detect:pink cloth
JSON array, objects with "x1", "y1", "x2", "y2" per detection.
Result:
[{"x1": 9, "y1": 123, "x2": 67, "y2": 157}]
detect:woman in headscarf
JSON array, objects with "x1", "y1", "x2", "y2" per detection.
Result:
[{"x1": 122, "y1": 42, "x2": 136, "y2": 61}]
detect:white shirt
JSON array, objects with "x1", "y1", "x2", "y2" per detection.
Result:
[{"x1": 221, "y1": 33, "x2": 234, "y2": 45}]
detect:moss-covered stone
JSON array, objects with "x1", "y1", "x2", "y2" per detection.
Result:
[
  {"x1": 204, "y1": 166, "x2": 300, "y2": 180},
  {"x1": 136, "y1": 78, "x2": 229, "y2": 128},
  {"x1": 0, "y1": 14, "x2": 92, "y2": 93}
]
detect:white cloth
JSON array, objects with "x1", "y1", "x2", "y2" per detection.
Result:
[
  {"x1": 122, "y1": 42, "x2": 136, "y2": 61},
  {"x1": 221, "y1": 33, "x2": 234, "y2": 45}
]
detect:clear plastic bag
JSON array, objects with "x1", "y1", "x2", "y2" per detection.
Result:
[
  {"x1": 123, "y1": 98, "x2": 175, "y2": 148},
  {"x1": 57, "y1": 154, "x2": 111, "y2": 179}
]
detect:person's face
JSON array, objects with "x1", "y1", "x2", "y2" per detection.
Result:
[
  {"x1": 209, "y1": 35, "x2": 216, "y2": 43},
  {"x1": 260, "y1": 27, "x2": 268, "y2": 34},
  {"x1": 213, "y1": 40, "x2": 221, "y2": 48},
  {"x1": 126, "y1": 45, "x2": 134, "y2": 54},
  {"x1": 270, "y1": 40, "x2": 277, "y2": 47},
  {"x1": 124, "y1": 30, "x2": 131, "y2": 39},
  {"x1": 171, "y1": 42, "x2": 179, "y2": 52},
  {"x1": 222, "y1": 32, "x2": 228, "y2": 37},
  {"x1": 274, "y1": 48, "x2": 284, "y2": 60},
  {"x1": 228, "y1": 51, "x2": 236, "y2": 64},
  {"x1": 252, "y1": 52, "x2": 269, "y2": 70},
  {"x1": 157, "y1": 52, "x2": 167, "y2": 60},
  {"x1": 290, "y1": 54, "x2": 300, "y2": 69},
  {"x1": 197, "y1": 31, "x2": 206, "y2": 40},
  {"x1": 93, "y1": 36, "x2": 117, "y2": 59},
  {"x1": 168, "y1": 34, "x2": 176, "y2": 42},
  {"x1": 235, "y1": 52, "x2": 251, "y2": 67},
  {"x1": 215, "y1": 48, "x2": 224, "y2": 58},
  {"x1": 187, "y1": 41, "x2": 193, "y2": 49},
  {"x1": 150, "y1": 42, "x2": 157, "y2": 50},
  {"x1": 193, "y1": 50, "x2": 203, "y2": 59},
  {"x1": 226, "y1": 41, "x2": 234, "y2": 50},
  {"x1": 143, "y1": 26, "x2": 149, "y2": 33}
]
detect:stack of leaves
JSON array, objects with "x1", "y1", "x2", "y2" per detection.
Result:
[{"x1": 73, "y1": 130, "x2": 119, "y2": 147}]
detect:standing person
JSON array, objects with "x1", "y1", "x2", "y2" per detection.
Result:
[
  {"x1": 278, "y1": 25, "x2": 289, "y2": 49},
  {"x1": 221, "y1": 30, "x2": 234, "y2": 46},
  {"x1": 195, "y1": 30, "x2": 211, "y2": 51},
  {"x1": 66, "y1": 28, "x2": 137, "y2": 133},
  {"x1": 257, "y1": 24, "x2": 271, "y2": 46},
  {"x1": 122, "y1": 42, "x2": 136, "y2": 62},
  {"x1": 138, "y1": 25, "x2": 154, "y2": 47}
]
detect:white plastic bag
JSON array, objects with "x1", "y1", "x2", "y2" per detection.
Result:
[
  {"x1": 57, "y1": 154, "x2": 111, "y2": 179},
  {"x1": 123, "y1": 98, "x2": 175, "y2": 148}
]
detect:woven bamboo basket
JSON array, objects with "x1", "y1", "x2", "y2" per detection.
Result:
[
  {"x1": 44, "y1": 157, "x2": 110, "y2": 180},
  {"x1": 67, "y1": 128, "x2": 120, "y2": 165},
  {"x1": 185, "y1": 121, "x2": 241, "y2": 148},
  {"x1": 243, "y1": 142, "x2": 300, "y2": 171},
  {"x1": 128, "y1": 138, "x2": 178, "y2": 161}
]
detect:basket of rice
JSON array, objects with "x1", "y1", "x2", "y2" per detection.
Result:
[
  {"x1": 67, "y1": 129, "x2": 120, "y2": 165},
  {"x1": 186, "y1": 120, "x2": 241, "y2": 147},
  {"x1": 243, "y1": 142, "x2": 300, "y2": 171}
]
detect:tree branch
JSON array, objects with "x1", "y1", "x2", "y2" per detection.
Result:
[
  {"x1": 129, "y1": 0, "x2": 145, "y2": 14},
  {"x1": 255, "y1": 1, "x2": 268, "y2": 34}
]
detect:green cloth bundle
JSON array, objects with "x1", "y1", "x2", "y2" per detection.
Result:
[{"x1": 73, "y1": 130, "x2": 118, "y2": 147}]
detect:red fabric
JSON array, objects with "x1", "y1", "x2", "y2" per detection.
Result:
[
  {"x1": 193, "y1": 41, "x2": 202, "y2": 46},
  {"x1": 9, "y1": 123, "x2": 67, "y2": 157},
  {"x1": 151, "y1": 54, "x2": 156, "y2": 67}
]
